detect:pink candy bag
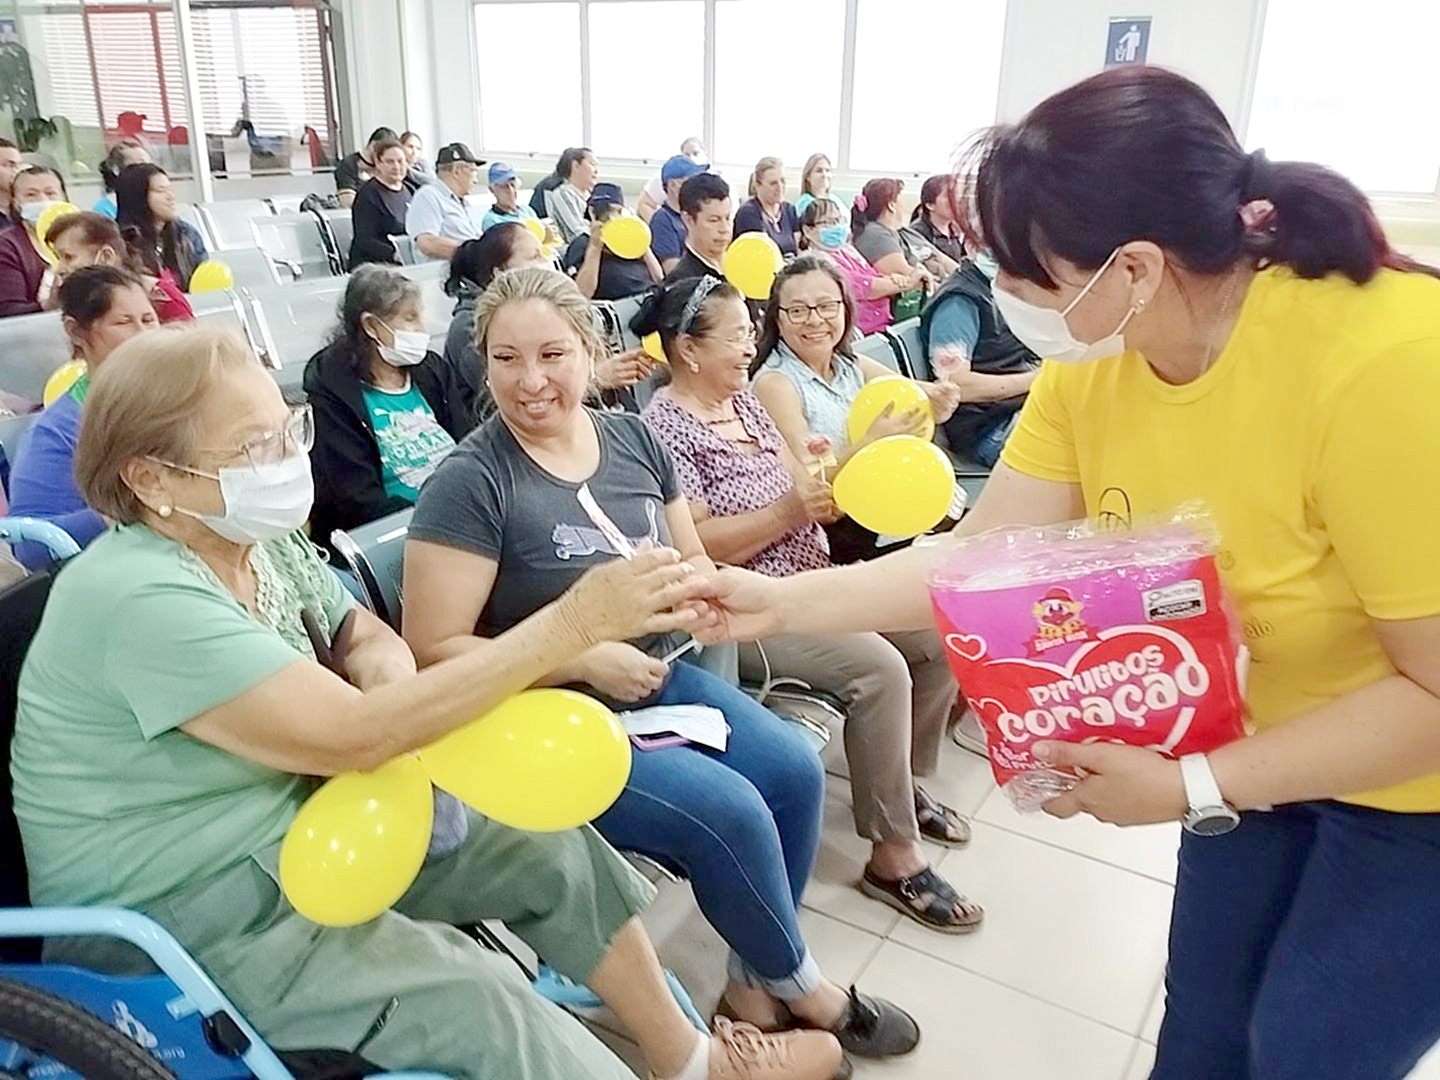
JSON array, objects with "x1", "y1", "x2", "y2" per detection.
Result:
[{"x1": 928, "y1": 513, "x2": 1247, "y2": 810}]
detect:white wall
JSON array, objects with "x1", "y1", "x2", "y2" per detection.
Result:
[{"x1": 996, "y1": 0, "x2": 1267, "y2": 129}]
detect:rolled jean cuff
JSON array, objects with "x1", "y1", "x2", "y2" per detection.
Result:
[{"x1": 726, "y1": 948, "x2": 822, "y2": 1001}]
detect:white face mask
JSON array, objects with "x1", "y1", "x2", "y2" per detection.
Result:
[
  {"x1": 992, "y1": 248, "x2": 1140, "y2": 364},
  {"x1": 370, "y1": 318, "x2": 429, "y2": 367},
  {"x1": 19, "y1": 199, "x2": 54, "y2": 226},
  {"x1": 159, "y1": 452, "x2": 315, "y2": 545}
]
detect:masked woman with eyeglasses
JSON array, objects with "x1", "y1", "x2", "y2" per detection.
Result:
[
  {"x1": 751, "y1": 255, "x2": 961, "y2": 563},
  {"x1": 639, "y1": 276, "x2": 981, "y2": 935},
  {"x1": 698, "y1": 67, "x2": 1440, "y2": 1080},
  {"x1": 11, "y1": 322, "x2": 830, "y2": 1080},
  {"x1": 304, "y1": 264, "x2": 473, "y2": 556}
]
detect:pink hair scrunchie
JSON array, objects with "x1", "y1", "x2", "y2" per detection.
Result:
[
  {"x1": 1238, "y1": 199, "x2": 1275, "y2": 233},
  {"x1": 854, "y1": 192, "x2": 869, "y2": 213}
]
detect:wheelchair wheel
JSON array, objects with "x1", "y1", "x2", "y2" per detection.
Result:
[{"x1": 0, "y1": 978, "x2": 177, "y2": 1080}]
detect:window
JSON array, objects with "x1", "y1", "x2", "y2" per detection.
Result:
[
  {"x1": 6, "y1": 1, "x2": 339, "y2": 181},
  {"x1": 474, "y1": 1, "x2": 583, "y2": 154},
  {"x1": 190, "y1": 2, "x2": 338, "y2": 159},
  {"x1": 1247, "y1": 0, "x2": 1440, "y2": 195},
  {"x1": 849, "y1": 0, "x2": 1006, "y2": 174},
  {"x1": 589, "y1": 1, "x2": 703, "y2": 160},
  {"x1": 713, "y1": 0, "x2": 844, "y2": 169}
]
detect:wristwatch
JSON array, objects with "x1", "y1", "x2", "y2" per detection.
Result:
[{"x1": 1179, "y1": 753, "x2": 1240, "y2": 836}]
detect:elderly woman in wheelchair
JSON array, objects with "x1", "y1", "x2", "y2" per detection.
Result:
[{"x1": 6, "y1": 324, "x2": 842, "y2": 1080}]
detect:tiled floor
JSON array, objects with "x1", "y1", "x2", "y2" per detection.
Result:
[{"x1": 625, "y1": 735, "x2": 1440, "y2": 1079}]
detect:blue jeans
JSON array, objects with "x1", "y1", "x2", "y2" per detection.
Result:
[
  {"x1": 1154, "y1": 801, "x2": 1440, "y2": 1080},
  {"x1": 593, "y1": 661, "x2": 826, "y2": 999},
  {"x1": 970, "y1": 412, "x2": 1018, "y2": 468}
]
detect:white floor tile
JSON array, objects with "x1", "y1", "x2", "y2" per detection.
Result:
[
  {"x1": 1140, "y1": 979, "x2": 1165, "y2": 1044},
  {"x1": 797, "y1": 908, "x2": 885, "y2": 990},
  {"x1": 847, "y1": 942, "x2": 1134, "y2": 1080},
  {"x1": 1408, "y1": 1041, "x2": 1440, "y2": 1080},
  {"x1": 890, "y1": 822, "x2": 1172, "y2": 1033},
  {"x1": 1124, "y1": 1039, "x2": 1156, "y2": 1080},
  {"x1": 800, "y1": 779, "x2": 903, "y2": 936},
  {"x1": 975, "y1": 786, "x2": 1181, "y2": 885}
]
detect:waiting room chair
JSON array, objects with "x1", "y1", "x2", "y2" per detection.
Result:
[
  {"x1": 0, "y1": 417, "x2": 37, "y2": 500},
  {"x1": 330, "y1": 508, "x2": 412, "y2": 629},
  {"x1": 317, "y1": 209, "x2": 353, "y2": 273},
  {"x1": 388, "y1": 235, "x2": 420, "y2": 266},
  {"x1": 249, "y1": 214, "x2": 336, "y2": 282},
  {"x1": 0, "y1": 312, "x2": 70, "y2": 403},
  {"x1": 240, "y1": 278, "x2": 348, "y2": 383},
  {"x1": 199, "y1": 200, "x2": 276, "y2": 252},
  {"x1": 854, "y1": 332, "x2": 903, "y2": 373},
  {"x1": 883, "y1": 317, "x2": 927, "y2": 379},
  {"x1": 218, "y1": 246, "x2": 287, "y2": 288}
]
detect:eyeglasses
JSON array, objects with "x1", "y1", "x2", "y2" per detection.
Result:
[
  {"x1": 779, "y1": 300, "x2": 844, "y2": 323},
  {"x1": 700, "y1": 327, "x2": 757, "y2": 349},
  {"x1": 197, "y1": 404, "x2": 314, "y2": 469}
]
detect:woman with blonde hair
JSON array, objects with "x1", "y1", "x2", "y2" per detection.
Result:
[
  {"x1": 793, "y1": 154, "x2": 846, "y2": 222},
  {"x1": 403, "y1": 267, "x2": 918, "y2": 1069},
  {"x1": 734, "y1": 156, "x2": 799, "y2": 257}
]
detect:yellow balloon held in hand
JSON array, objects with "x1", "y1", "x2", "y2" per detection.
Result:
[
  {"x1": 188, "y1": 259, "x2": 235, "y2": 293},
  {"x1": 34, "y1": 202, "x2": 81, "y2": 266},
  {"x1": 279, "y1": 755, "x2": 434, "y2": 927},
  {"x1": 642, "y1": 331, "x2": 666, "y2": 363},
  {"x1": 42, "y1": 360, "x2": 86, "y2": 407},
  {"x1": 522, "y1": 216, "x2": 547, "y2": 242},
  {"x1": 846, "y1": 376, "x2": 935, "y2": 444},
  {"x1": 603, "y1": 216, "x2": 652, "y2": 260},
  {"x1": 833, "y1": 435, "x2": 956, "y2": 537},
  {"x1": 419, "y1": 689, "x2": 631, "y2": 833},
  {"x1": 724, "y1": 234, "x2": 784, "y2": 300}
]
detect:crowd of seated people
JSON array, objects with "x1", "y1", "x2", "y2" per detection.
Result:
[{"x1": 0, "y1": 117, "x2": 1052, "y2": 1080}]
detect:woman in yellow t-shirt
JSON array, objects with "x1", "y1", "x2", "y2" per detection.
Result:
[{"x1": 697, "y1": 66, "x2": 1440, "y2": 1080}]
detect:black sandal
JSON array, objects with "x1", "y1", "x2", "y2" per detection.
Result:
[
  {"x1": 915, "y1": 786, "x2": 971, "y2": 847},
  {"x1": 860, "y1": 863, "x2": 984, "y2": 934}
]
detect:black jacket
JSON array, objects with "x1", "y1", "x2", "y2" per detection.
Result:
[
  {"x1": 304, "y1": 338, "x2": 475, "y2": 553},
  {"x1": 349, "y1": 179, "x2": 411, "y2": 268}
]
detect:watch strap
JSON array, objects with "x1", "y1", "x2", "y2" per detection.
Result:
[{"x1": 1180, "y1": 752, "x2": 1227, "y2": 811}]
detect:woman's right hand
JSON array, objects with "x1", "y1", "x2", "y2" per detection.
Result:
[
  {"x1": 779, "y1": 475, "x2": 840, "y2": 528},
  {"x1": 862, "y1": 401, "x2": 928, "y2": 443},
  {"x1": 577, "y1": 642, "x2": 669, "y2": 702},
  {"x1": 562, "y1": 546, "x2": 714, "y2": 645}
]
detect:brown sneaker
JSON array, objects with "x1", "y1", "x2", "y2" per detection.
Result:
[{"x1": 709, "y1": 1017, "x2": 845, "y2": 1080}]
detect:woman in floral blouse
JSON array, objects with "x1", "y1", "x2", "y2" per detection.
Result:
[{"x1": 639, "y1": 276, "x2": 983, "y2": 934}]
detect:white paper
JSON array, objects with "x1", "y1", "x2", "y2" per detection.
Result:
[{"x1": 619, "y1": 705, "x2": 729, "y2": 751}]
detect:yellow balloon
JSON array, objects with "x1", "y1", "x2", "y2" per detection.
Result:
[
  {"x1": 419, "y1": 689, "x2": 631, "y2": 833},
  {"x1": 34, "y1": 202, "x2": 81, "y2": 265},
  {"x1": 42, "y1": 360, "x2": 86, "y2": 407},
  {"x1": 642, "y1": 331, "x2": 666, "y2": 363},
  {"x1": 832, "y1": 435, "x2": 955, "y2": 537},
  {"x1": 279, "y1": 755, "x2": 434, "y2": 927},
  {"x1": 603, "y1": 216, "x2": 651, "y2": 260},
  {"x1": 723, "y1": 233, "x2": 784, "y2": 300},
  {"x1": 187, "y1": 259, "x2": 235, "y2": 293},
  {"x1": 522, "y1": 216, "x2": 547, "y2": 241},
  {"x1": 845, "y1": 376, "x2": 935, "y2": 444}
]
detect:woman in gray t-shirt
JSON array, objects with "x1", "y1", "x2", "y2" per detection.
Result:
[{"x1": 405, "y1": 268, "x2": 920, "y2": 1063}]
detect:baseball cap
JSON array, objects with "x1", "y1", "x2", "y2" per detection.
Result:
[
  {"x1": 587, "y1": 182, "x2": 626, "y2": 213},
  {"x1": 661, "y1": 154, "x2": 706, "y2": 186},
  {"x1": 488, "y1": 162, "x2": 518, "y2": 185},
  {"x1": 436, "y1": 142, "x2": 485, "y2": 168}
]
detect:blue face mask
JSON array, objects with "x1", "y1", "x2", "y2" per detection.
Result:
[{"x1": 818, "y1": 224, "x2": 848, "y2": 250}]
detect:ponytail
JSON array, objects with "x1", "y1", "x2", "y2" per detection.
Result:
[
  {"x1": 629, "y1": 276, "x2": 741, "y2": 373},
  {"x1": 851, "y1": 177, "x2": 902, "y2": 236},
  {"x1": 970, "y1": 67, "x2": 1435, "y2": 289}
]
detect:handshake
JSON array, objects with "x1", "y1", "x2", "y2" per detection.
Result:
[{"x1": 557, "y1": 545, "x2": 776, "y2": 650}]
